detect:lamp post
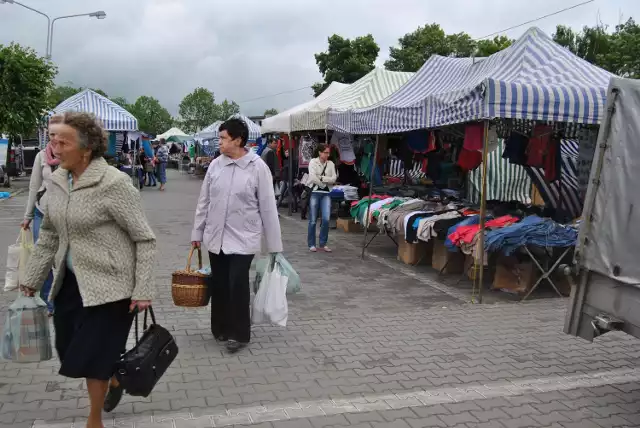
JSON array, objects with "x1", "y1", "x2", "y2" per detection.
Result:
[
  {"x1": 0, "y1": 0, "x2": 50, "y2": 56},
  {"x1": 0, "y1": 0, "x2": 106, "y2": 59},
  {"x1": 49, "y1": 11, "x2": 106, "y2": 58}
]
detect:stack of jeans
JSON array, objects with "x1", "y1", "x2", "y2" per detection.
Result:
[{"x1": 484, "y1": 215, "x2": 578, "y2": 255}]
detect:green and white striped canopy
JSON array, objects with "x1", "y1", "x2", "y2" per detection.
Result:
[{"x1": 290, "y1": 68, "x2": 413, "y2": 132}]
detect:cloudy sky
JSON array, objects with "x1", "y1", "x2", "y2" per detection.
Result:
[{"x1": 1, "y1": 0, "x2": 638, "y2": 116}]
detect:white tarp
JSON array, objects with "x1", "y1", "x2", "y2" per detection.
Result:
[
  {"x1": 155, "y1": 127, "x2": 190, "y2": 140},
  {"x1": 580, "y1": 76, "x2": 640, "y2": 287},
  {"x1": 260, "y1": 82, "x2": 349, "y2": 134}
]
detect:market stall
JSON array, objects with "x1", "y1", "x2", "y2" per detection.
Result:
[{"x1": 331, "y1": 27, "x2": 612, "y2": 301}]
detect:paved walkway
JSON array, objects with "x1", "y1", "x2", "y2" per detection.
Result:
[{"x1": 0, "y1": 170, "x2": 639, "y2": 428}]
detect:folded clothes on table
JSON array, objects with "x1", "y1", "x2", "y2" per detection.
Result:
[{"x1": 484, "y1": 215, "x2": 578, "y2": 255}]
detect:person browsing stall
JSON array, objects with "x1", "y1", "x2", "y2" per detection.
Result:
[{"x1": 307, "y1": 143, "x2": 337, "y2": 252}]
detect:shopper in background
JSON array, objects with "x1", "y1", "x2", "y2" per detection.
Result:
[
  {"x1": 20, "y1": 142, "x2": 58, "y2": 315},
  {"x1": 261, "y1": 137, "x2": 280, "y2": 192},
  {"x1": 156, "y1": 138, "x2": 169, "y2": 191},
  {"x1": 278, "y1": 148, "x2": 298, "y2": 211},
  {"x1": 307, "y1": 143, "x2": 337, "y2": 252},
  {"x1": 191, "y1": 118, "x2": 282, "y2": 354},
  {"x1": 20, "y1": 111, "x2": 156, "y2": 428}
]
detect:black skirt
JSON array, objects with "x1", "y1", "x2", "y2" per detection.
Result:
[{"x1": 53, "y1": 269, "x2": 134, "y2": 380}]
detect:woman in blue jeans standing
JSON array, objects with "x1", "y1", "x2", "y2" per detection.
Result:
[
  {"x1": 307, "y1": 144, "x2": 337, "y2": 252},
  {"x1": 156, "y1": 138, "x2": 169, "y2": 191},
  {"x1": 20, "y1": 145, "x2": 57, "y2": 314}
]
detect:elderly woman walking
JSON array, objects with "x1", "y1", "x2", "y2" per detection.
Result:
[
  {"x1": 191, "y1": 118, "x2": 282, "y2": 354},
  {"x1": 21, "y1": 112, "x2": 157, "y2": 428}
]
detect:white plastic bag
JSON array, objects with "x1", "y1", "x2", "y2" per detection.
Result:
[
  {"x1": 1, "y1": 294, "x2": 52, "y2": 362},
  {"x1": 18, "y1": 229, "x2": 33, "y2": 286},
  {"x1": 251, "y1": 262, "x2": 288, "y2": 327},
  {"x1": 4, "y1": 230, "x2": 32, "y2": 292}
]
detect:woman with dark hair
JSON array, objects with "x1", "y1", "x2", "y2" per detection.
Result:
[
  {"x1": 21, "y1": 111, "x2": 156, "y2": 427},
  {"x1": 191, "y1": 118, "x2": 283, "y2": 353},
  {"x1": 307, "y1": 143, "x2": 337, "y2": 252}
]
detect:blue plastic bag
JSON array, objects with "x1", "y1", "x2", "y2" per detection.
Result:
[{"x1": 253, "y1": 254, "x2": 300, "y2": 295}]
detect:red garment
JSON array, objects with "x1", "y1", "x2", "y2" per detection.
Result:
[
  {"x1": 544, "y1": 138, "x2": 559, "y2": 182},
  {"x1": 448, "y1": 216, "x2": 519, "y2": 246},
  {"x1": 464, "y1": 123, "x2": 484, "y2": 151},
  {"x1": 427, "y1": 132, "x2": 437, "y2": 152},
  {"x1": 457, "y1": 149, "x2": 482, "y2": 171},
  {"x1": 526, "y1": 125, "x2": 552, "y2": 168}
]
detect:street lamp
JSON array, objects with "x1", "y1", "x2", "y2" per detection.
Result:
[
  {"x1": 0, "y1": 0, "x2": 51, "y2": 56},
  {"x1": 49, "y1": 11, "x2": 107, "y2": 58},
  {"x1": 0, "y1": 0, "x2": 106, "y2": 58}
]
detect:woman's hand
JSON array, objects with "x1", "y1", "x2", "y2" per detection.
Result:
[
  {"x1": 130, "y1": 300, "x2": 152, "y2": 312},
  {"x1": 20, "y1": 285, "x2": 36, "y2": 297},
  {"x1": 20, "y1": 219, "x2": 31, "y2": 230},
  {"x1": 191, "y1": 241, "x2": 201, "y2": 249}
]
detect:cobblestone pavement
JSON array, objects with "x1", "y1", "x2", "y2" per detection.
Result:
[{"x1": 0, "y1": 170, "x2": 639, "y2": 428}]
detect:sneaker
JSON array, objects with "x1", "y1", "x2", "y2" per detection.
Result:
[
  {"x1": 226, "y1": 340, "x2": 247, "y2": 354},
  {"x1": 320, "y1": 246, "x2": 332, "y2": 253},
  {"x1": 309, "y1": 246, "x2": 317, "y2": 252},
  {"x1": 103, "y1": 381, "x2": 123, "y2": 413}
]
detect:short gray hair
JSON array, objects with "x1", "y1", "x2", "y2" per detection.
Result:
[{"x1": 49, "y1": 112, "x2": 108, "y2": 159}]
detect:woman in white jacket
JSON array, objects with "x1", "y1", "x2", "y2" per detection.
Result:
[
  {"x1": 20, "y1": 144, "x2": 58, "y2": 314},
  {"x1": 307, "y1": 143, "x2": 337, "y2": 252}
]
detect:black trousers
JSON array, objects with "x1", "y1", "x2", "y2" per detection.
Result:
[{"x1": 208, "y1": 251, "x2": 254, "y2": 343}]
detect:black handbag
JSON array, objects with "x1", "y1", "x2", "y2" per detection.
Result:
[{"x1": 114, "y1": 307, "x2": 178, "y2": 397}]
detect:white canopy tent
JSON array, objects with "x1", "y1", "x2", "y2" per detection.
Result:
[
  {"x1": 260, "y1": 82, "x2": 349, "y2": 134},
  {"x1": 155, "y1": 127, "x2": 191, "y2": 141}
]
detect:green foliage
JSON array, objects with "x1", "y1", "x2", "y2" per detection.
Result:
[
  {"x1": 385, "y1": 24, "x2": 512, "y2": 72},
  {"x1": 476, "y1": 36, "x2": 514, "y2": 57},
  {"x1": 217, "y1": 99, "x2": 240, "y2": 120},
  {"x1": 129, "y1": 96, "x2": 173, "y2": 135},
  {"x1": 0, "y1": 43, "x2": 57, "y2": 136},
  {"x1": 178, "y1": 87, "x2": 218, "y2": 133},
  {"x1": 110, "y1": 96, "x2": 131, "y2": 110},
  {"x1": 48, "y1": 85, "x2": 80, "y2": 108},
  {"x1": 312, "y1": 34, "x2": 379, "y2": 96},
  {"x1": 264, "y1": 108, "x2": 278, "y2": 116}
]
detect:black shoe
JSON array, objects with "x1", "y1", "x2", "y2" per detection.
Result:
[
  {"x1": 214, "y1": 334, "x2": 228, "y2": 343},
  {"x1": 103, "y1": 382, "x2": 123, "y2": 413},
  {"x1": 226, "y1": 340, "x2": 247, "y2": 354}
]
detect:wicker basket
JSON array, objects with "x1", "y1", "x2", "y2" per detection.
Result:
[{"x1": 171, "y1": 248, "x2": 210, "y2": 307}]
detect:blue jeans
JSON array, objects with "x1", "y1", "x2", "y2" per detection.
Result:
[
  {"x1": 307, "y1": 192, "x2": 331, "y2": 248},
  {"x1": 147, "y1": 170, "x2": 156, "y2": 186},
  {"x1": 33, "y1": 209, "x2": 54, "y2": 313},
  {"x1": 158, "y1": 162, "x2": 167, "y2": 184}
]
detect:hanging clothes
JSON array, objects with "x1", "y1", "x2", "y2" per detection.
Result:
[
  {"x1": 298, "y1": 136, "x2": 317, "y2": 168},
  {"x1": 544, "y1": 137, "x2": 561, "y2": 182},
  {"x1": 405, "y1": 130, "x2": 430, "y2": 153},
  {"x1": 502, "y1": 132, "x2": 528, "y2": 165},
  {"x1": 331, "y1": 132, "x2": 357, "y2": 165},
  {"x1": 456, "y1": 149, "x2": 482, "y2": 171},
  {"x1": 526, "y1": 125, "x2": 553, "y2": 168},
  {"x1": 463, "y1": 123, "x2": 484, "y2": 151}
]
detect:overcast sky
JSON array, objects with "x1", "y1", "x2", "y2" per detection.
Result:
[{"x1": 1, "y1": 0, "x2": 638, "y2": 116}]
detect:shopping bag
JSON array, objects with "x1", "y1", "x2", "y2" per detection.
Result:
[
  {"x1": 251, "y1": 263, "x2": 288, "y2": 327},
  {"x1": 18, "y1": 229, "x2": 34, "y2": 286},
  {"x1": 252, "y1": 253, "x2": 301, "y2": 295},
  {"x1": 4, "y1": 229, "x2": 31, "y2": 292},
  {"x1": 1, "y1": 294, "x2": 52, "y2": 362}
]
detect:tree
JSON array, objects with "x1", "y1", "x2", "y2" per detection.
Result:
[
  {"x1": 129, "y1": 96, "x2": 173, "y2": 135},
  {"x1": 553, "y1": 24, "x2": 610, "y2": 65},
  {"x1": 385, "y1": 24, "x2": 513, "y2": 72},
  {"x1": 179, "y1": 87, "x2": 217, "y2": 133},
  {"x1": 110, "y1": 96, "x2": 131, "y2": 110},
  {"x1": 91, "y1": 88, "x2": 108, "y2": 98},
  {"x1": 264, "y1": 108, "x2": 278, "y2": 116},
  {"x1": 217, "y1": 99, "x2": 240, "y2": 120},
  {"x1": 476, "y1": 36, "x2": 514, "y2": 57},
  {"x1": 0, "y1": 43, "x2": 56, "y2": 137},
  {"x1": 312, "y1": 34, "x2": 379, "y2": 96},
  {"x1": 599, "y1": 18, "x2": 640, "y2": 78}
]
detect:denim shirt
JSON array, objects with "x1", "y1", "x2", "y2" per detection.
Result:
[{"x1": 191, "y1": 151, "x2": 283, "y2": 255}]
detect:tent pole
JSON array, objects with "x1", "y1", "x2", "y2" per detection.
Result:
[
  {"x1": 476, "y1": 120, "x2": 490, "y2": 304},
  {"x1": 288, "y1": 133, "x2": 294, "y2": 216},
  {"x1": 361, "y1": 135, "x2": 379, "y2": 259}
]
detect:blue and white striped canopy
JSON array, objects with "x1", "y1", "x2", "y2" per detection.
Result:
[
  {"x1": 52, "y1": 89, "x2": 138, "y2": 131},
  {"x1": 347, "y1": 27, "x2": 613, "y2": 134},
  {"x1": 199, "y1": 115, "x2": 262, "y2": 142}
]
